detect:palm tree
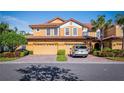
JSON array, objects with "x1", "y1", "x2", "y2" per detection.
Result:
[
  {"x1": 91, "y1": 15, "x2": 112, "y2": 51},
  {"x1": 115, "y1": 14, "x2": 124, "y2": 50},
  {"x1": 20, "y1": 30, "x2": 26, "y2": 35},
  {"x1": 14, "y1": 27, "x2": 18, "y2": 32},
  {"x1": 0, "y1": 22, "x2": 9, "y2": 34}
]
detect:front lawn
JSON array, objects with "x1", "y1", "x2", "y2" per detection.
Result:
[
  {"x1": 106, "y1": 57, "x2": 124, "y2": 61},
  {"x1": 0, "y1": 57, "x2": 18, "y2": 62}
]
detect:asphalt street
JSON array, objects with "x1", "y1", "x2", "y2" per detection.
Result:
[{"x1": 0, "y1": 63, "x2": 124, "y2": 81}]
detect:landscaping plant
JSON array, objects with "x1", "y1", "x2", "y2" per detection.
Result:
[{"x1": 56, "y1": 49, "x2": 67, "y2": 61}]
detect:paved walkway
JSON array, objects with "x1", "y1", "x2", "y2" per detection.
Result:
[{"x1": 2, "y1": 54, "x2": 117, "y2": 63}]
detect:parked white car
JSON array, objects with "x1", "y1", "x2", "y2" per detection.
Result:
[{"x1": 70, "y1": 44, "x2": 88, "y2": 58}]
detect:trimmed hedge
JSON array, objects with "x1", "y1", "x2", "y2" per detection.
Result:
[
  {"x1": 56, "y1": 49, "x2": 67, "y2": 61},
  {"x1": 57, "y1": 49, "x2": 65, "y2": 55},
  {"x1": 93, "y1": 49, "x2": 124, "y2": 57},
  {"x1": 20, "y1": 50, "x2": 29, "y2": 57},
  {"x1": 29, "y1": 51, "x2": 33, "y2": 55},
  {"x1": 56, "y1": 55, "x2": 67, "y2": 61}
]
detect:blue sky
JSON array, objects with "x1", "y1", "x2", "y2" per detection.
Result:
[{"x1": 0, "y1": 11, "x2": 124, "y2": 33}]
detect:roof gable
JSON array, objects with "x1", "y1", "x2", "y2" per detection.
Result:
[
  {"x1": 60, "y1": 21, "x2": 82, "y2": 28},
  {"x1": 47, "y1": 17, "x2": 65, "y2": 24}
]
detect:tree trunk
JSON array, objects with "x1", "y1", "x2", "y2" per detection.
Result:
[
  {"x1": 101, "y1": 41, "x2": 103, "y2": 51},
  {"x1": 0, "y1": 45, "x2": 4, "y2": 53},
  {"x1": 122, "y1": 28, "x2": 124, "y2": 50},
  {"x1": 100, "y1": 29, "x2": 104, "y2": 51}
]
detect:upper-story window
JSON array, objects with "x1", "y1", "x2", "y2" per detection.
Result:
[
  {"x1": 54, "y1": 28, "x2": 59, "y2": 36},
  {"x1": 72, "y1": 28, "x2": 78, "y2": 36},
  {"x1": 34, "y1": 28, "x2": 39, "y2": 32},
  {"x1": 46, "y1": 28, "x2": 51, "y2": 36},
  {"x1": 64, "y1": 28, "x2": 70, "y2": 36},
  {"x1": 83, "y1": 28, "x2": 88, "y2": 37},
  {"x1": 36, "y1": 28, "x2": 39, "y2": 31}
]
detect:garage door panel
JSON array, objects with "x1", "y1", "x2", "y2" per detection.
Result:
[{"x1": 33, "y1": 45, "x2": 57, "y2": 55}]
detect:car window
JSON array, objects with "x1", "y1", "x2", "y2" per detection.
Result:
[{"x1": 75, "y1": 46, "x2": 87, "y2": 49}]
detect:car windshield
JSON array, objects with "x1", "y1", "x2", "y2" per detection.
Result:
[{"x1": 75, "y1": 46, "x2": 87, "y2": 49}]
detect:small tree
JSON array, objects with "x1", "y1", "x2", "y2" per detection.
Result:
[
  {"x1": 1, "y1": 31, "x2": 27, "y2": 52},
  {"x1": 0, "y1": 22, "x2": 9, "y2": 34},
  {"x1": 91, "y1": 15, "x2": 112, "y2": 51},
  {"x1": 115, "y1": 14, "x2": 124, "y2": 50}
]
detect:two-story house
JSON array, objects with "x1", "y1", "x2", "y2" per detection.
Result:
[
  {"x1": 26, "y1": 17, "x2": 123, "y2": 55},
  {"x1": 26, "y1": 17, "x2": 99, "y2": 55}
]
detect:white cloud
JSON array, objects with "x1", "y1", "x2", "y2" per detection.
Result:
[{"x1": 0, "y1": 15, "x2": 31, "y2": 33}]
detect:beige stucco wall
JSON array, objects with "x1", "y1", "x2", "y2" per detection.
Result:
[
  {"x1": 33, "y1": 28, "x2": 46, "y2": 36},
  {"x1": 26, "y1": 40, "x2": 94, "y2": 55},
  {"x1": 116, "y1": 25, "x2": 123, "y2": 37},
  {"x1": 89, "y1": 32, "x2": 96, "y2": 37},
  {"x1": 33, "y1": 26, "x2": 83, "y2": 37},
  {"x1": 104, "y1": 26, "x2": 116, "y2": 37},
  {"x1": 111, "y1": 40, "x2": 122, "y2": 49},
  {"x1": 103, "y1": 41, "x2": 112, "y2": 48},
  {"x1": 105, "y1": 25, "x2": 123, "y2": 37}
]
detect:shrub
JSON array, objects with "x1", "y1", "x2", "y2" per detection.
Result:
[
  {"x1": 93, "y1": 51, "x2": 101, "y2": 56},
  {"x1": 93, "y1": 51, "x2": 98, "y2": 56},
  {"x1": 29, "y1": 51, "x2": 33, "y2": 55},
  {"x1": 57, "y1": 49, "x2": 65, "y2": 55},
  {"x1": 56, "y1": 55, "x2": 67, "y2": 61},
  {"x1": 103, "y1": 47, "x2": 112, "y2": 52},
  {"x1": 20, "y1": 51, "x2": 25, "y2": 57},
  {"x1": 93, "y1": 49, "x2": 124, "y2": 57},
  {"x1": 23, "y1": 50, "x2": 29, "y2": 55},
  {"x1": 0, "y1": 53, "x2": 3, "y2": 57}
]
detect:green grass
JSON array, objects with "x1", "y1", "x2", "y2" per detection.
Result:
[
  {"x1": 0, "y1": 57, "x2": 18, "y2": 62},
  {"x1": 56, "y1": 55, "x2": 67, "y2": 61},
  {"x1": 106, "y1": 57, "x2": 124, "y2": 61}
]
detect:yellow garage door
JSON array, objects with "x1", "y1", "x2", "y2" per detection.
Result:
[{"x1": 33, "y1": 44, "x2": 57, "y2": 55}]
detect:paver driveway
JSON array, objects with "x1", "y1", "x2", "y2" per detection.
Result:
[{"x1": 10, "y1": 54, "x2": 114, "y2": 63}]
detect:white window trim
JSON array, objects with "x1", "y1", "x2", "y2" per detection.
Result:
[
  {"x1": 53, "y1": 28, "x2": 59, "y2": 36},
  {"x1": 72, "y1": 28, "x2": 78, "y2": 36},
  {"x1": 64, "y1": 28, "x2": 70, "y2": 36}
]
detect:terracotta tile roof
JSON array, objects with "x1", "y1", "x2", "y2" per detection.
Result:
[
  {"x1": 64, "y1": 18, "x2": 83, "y2": 26},
  {"x1": 47, "y1": 17, "x2": 65, "y2": 23},
  {"x1": 29, "y1": 17, "x2": 85, "y2": 28},
  {"x1": 29, "y1": 23, "x2": 62, "y2": 28},
  {"x1": 83, "y1": 23, "x2": 93, "y2": 31},
  {"x1": 26, "y1": 36, "x2": 98, "y2": 40}
]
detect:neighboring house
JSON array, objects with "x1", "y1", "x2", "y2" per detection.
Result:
[
  {"x1": 103, "y1": 25, "x2": 123, "y2": 49},
  {"x1": 26, "y1": 17, "x2": 123, "y2": 55}
]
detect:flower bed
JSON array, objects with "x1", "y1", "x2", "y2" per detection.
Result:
[{"x1": 0, "y1": 50, "x2": 29, "y2": 58}]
